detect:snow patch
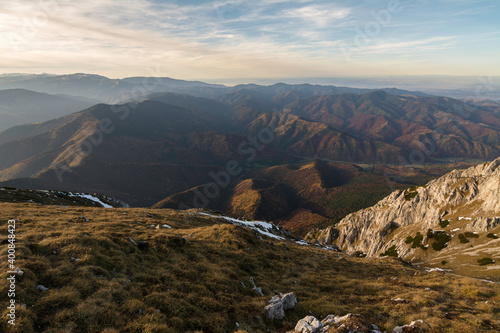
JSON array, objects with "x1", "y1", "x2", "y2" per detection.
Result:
[
  {"x1": 426, "y1": 267, "x2": 452, "y2": 273},
  {"x1": 323, "y1": 245, "x2": 341, "y2": 252},
  {"x1": 68, "y1": 193, "x2": 113, "y2": 208},
  {"x1": 199, "y1": 213, "x2": 285, "y2": 240}
]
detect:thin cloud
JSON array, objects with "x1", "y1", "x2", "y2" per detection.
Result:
[
  {"x1": 0, "y1": 0, "x2": 498, "y2": 78},
  {"x1": 282, "y1": 4, "x2": 351, "y2": 27},
  {"x1": 360, "y1": 36, "x2": 459, "y2": 54}
]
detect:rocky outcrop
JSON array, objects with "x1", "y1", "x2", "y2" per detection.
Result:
[
  {"x1": 305, "y1": 157, "x2": 500, "y2": 258},
  {"x1": 294, "y1": 316, "x2": 323, "y2": 333},
  {"x1": 315, "y1": 227, "x2": 339, "y2": 247},
  {"x1": 290, "y1": 313, "x2": 382, "y2": 333},
  {"x1": 464, "y1": 217, "x2": 500, "y2": 232},
  {"x1": 250, "y1": 277, "x2": 264, "y2": 296},
  {"x1": 264, "y1": 292, "x2": 297, "y2": 320}
]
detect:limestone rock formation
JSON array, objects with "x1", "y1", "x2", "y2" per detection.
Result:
[
  {"x1": 305, "y1": 157, "x2": 500, "y2": 260},
  {"x1": 290, "y1": 313, "x2": 382, "y2": 333},
  {"x1": 294, "y1": 316, "x2": 323, "y2": 333}
]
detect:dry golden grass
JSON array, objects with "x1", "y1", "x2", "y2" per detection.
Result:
[{"x1": 0, "y1": 203, "x2": 499, "y2": 332}]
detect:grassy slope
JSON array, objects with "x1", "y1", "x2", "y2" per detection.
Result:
[{"x1": 0, "y1": 203, "x2": 499, "y2": 332}]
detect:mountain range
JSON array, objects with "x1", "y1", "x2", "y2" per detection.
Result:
[
  {"x1": 0, "y1": 89, "x2": 98, "y2": 131},
  {"x1": 0, "y1": 73, "x2": 430, "y2": 103},
  {"x1": 1, "y1": 74, "x2": 500, "y2": 234}
]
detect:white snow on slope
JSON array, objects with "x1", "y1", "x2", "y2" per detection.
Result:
[
  {"x1": 199, "y1": 213, "x2": 285, "y2": 240},
  {"x1": 68, "y1": 193, "x2": 113, "y2": 208}
]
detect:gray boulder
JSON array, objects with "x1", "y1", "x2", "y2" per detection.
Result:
[
  {"x1": 265, "y1": 301, "x2": 284, "y2": 320},
  {"x1": 294, "y1": 316, "x2": 323, "y2": 333},
  {"x1": 264, "y1": 292, "x2": 297, "y2": 320},
  {"x1": 281, "y1": 292, "x2": 298, "y2": 310}
]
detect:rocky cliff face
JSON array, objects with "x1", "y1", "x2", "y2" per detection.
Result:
[{"x1": 306, "y1": 157, "x2": 500, "y2": 278}]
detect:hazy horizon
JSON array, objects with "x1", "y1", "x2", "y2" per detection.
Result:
[{"x1": 1, "y1": 72, "x2": 499, "y2": 100}]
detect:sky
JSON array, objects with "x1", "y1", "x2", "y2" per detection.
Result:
[{"x1": 0, "y1": 0, "x2": 499, "y2": 80}]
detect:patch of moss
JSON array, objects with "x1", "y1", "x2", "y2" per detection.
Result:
[
  {"x1": 458, "y1": 234, "x2": 470, "y2": 244},
  {"x1": 439, "y1": 219, "x2": 450, "y2": 228},
  {"x1": 487, "y1": 233, "x2": 499, "y2": 239},
  {"x1": 427, "y1": 229, "x2": 434, "y2": 239},
  {"x1": 477, "y1": 258, "x2": 495, "y2": 266},
  {"x1": 427, "y1": 230, "x2": 452, "y2": 251},
  {"x1": 441, "y1": 260, "x2": 447, "y2": 265},
  {"x1": 403, "y1": 185, "x2": 426, "y2": 201},
  {"x1": 380, "y1": 245, "x2": 398, "y2": 257},
  {"x1": 404, "y1": 191, "x2": 418, "y2": 201},
  {"x1": 405, "y1": 232, "x2": 427, "y2": 250},
  {"x1": 404, "y1": 189, "x2": 418, "y2": 201}
]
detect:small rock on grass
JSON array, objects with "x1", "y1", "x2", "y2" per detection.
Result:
[{"x1": 393, "y1": 320, "x2": 431, "y2": 333}]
